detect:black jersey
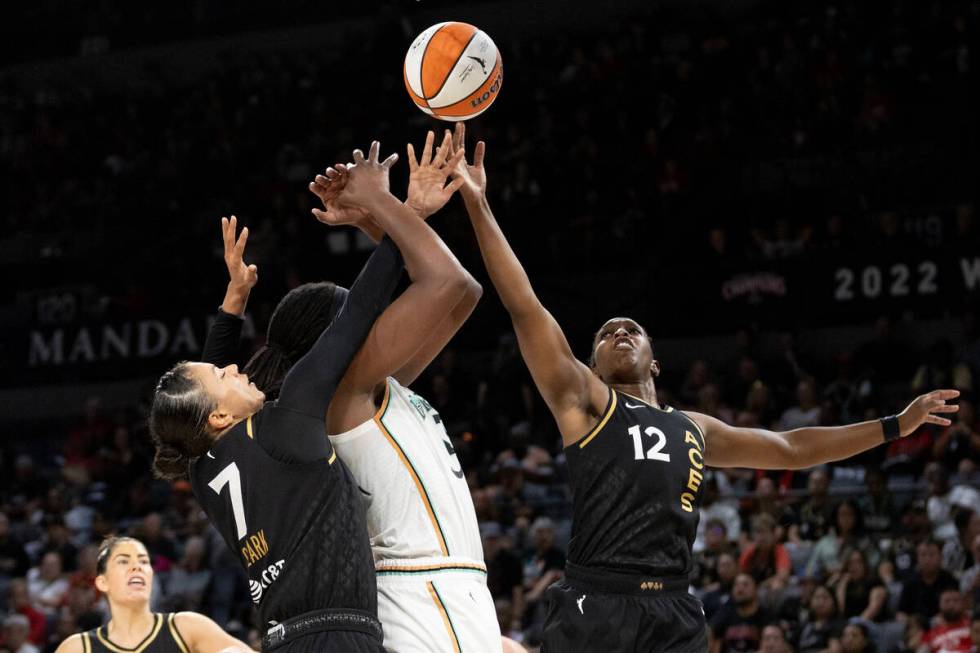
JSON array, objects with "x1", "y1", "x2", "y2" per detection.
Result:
[
  {"x1": 564, "y1": 388, "x2": 707, "y2": 577},
  {"x1": 191, "y1": 237, "x2": 403, "y2": 628},
  {"x1": 81, "y1": 613, "x2": 187, "y2": 653}
]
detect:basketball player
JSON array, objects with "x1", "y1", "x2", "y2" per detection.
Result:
[
  {"x1": 450, "y1": 123, "x2": 960, "y2": 652},
  {"x1": 54, "y1": 537, "x2": 250, "y2": 653},
  {"x1": 149, "y1": 141, "x2": 471, "y2": 652},
  {"x1": 204, "y1": 131, "x2": 520, "y2": 652}
]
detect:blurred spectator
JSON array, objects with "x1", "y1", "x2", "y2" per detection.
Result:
[
  {"x1": 740, "y1": 514, "x2": 791, "y2": 592},
  {"x1": 522, "y1": 517, "x2": 564, "y2": 608},
  {"x1": 136, "y1": 513, "x2": 178, "y2": 571},
  {"x1": 858, "y1": 468, "x2": 896, "y2": 536},
  {"x1": 932, "y1": 397, "x2": 980, "y2": 473},
  {"x1": 911, "y1": 340, "x2": 973, "y2": 396},
  {"x1": 793, "y1": 468, "x2": 833, "y2": 542},
  {"x1": 897, "y1": 540, "x2": 958, "y2": 623},
  {"x1": 693, "y1": 519, "x2": 733, "y2": 587},
  {"x1": 960, "y1": 533, "x2": 980, "y2": 600},
  {"x1": 702, "y1": 552, "x2": 739, "y2": 623},
  {"x1": 1, "y1": 614, "x2": 38, "y2": 653},
  {"x1": 710, "y1": 573, "x2": 769, "y2": 653},
  {"x1": 835, "y1": 550, "x2": 889, "y2": 622},
  {"x1": 840, "y1": 620, "x2": 876, "y2": 653},
  {"x1": 25, "y1": 552, "x2": 68, "y2": 617},
  {"x1": 483, "y1": 522, "x2": 524, "y2": 623},
  {"x1": 696, "y1": 477, "x2": 741, "y2": 552},
  {"x1": 33, "y1": 517, "x2": 78, "y2": 574},
  {"x1": 6, "y1": 580, "x2": 44, "y2": 646},
  {"x1": 160, "y1": 535, "x2": 211, "y2": 612},
  {"x1": 758, "y1": 623, "x2": 792, "y2": 653},
  {"x1": 944, "y1": 510, "x2": 980, "y2": 577},
  {"x1": 798, "y1": 584, "x2": 842, "y2": 653},
  {"x1": 920, "y1": 588, "x2": 971, "y2": 652},
  {"x1": 806, "y1": 500, "x2": 880, "y2": 581},
  {"x1": 0, "y1": 513, "x2": 30, "y2": 582},
  {"x1": 776, "y1": 378, "x2": 822, "y2": 431}
]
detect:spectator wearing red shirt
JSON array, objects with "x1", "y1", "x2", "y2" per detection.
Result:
[
  {"x1": 6, "y1": 579, "x2": 44, "y2": 646},
  {"x1": 740, "y1": 514, "x2": 791, "y2": 592},
  {"x1": 922, "y1": 589, "x2": 972, "y2": 652}
]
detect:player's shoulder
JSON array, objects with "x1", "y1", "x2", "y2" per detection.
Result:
[{"x1": 53, "y1": 633, "x2": 87, "y2": 653}]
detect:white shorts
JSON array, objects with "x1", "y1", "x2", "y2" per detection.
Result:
[{"x1": 376, "y1": 559, "x2": 502, "y2": 653}]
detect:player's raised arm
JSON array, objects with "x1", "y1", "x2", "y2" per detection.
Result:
[
  {"x1": 200, "y1": 216, "x2": 258, "y2": 367},
  {"x1": 172, "y1": 612, "x2": 252, "y2": 653},
  {"x1": 324, "y1": 137, "x2": 480, "y2": 430},
  {"x1": 452, "y1": 123, "x2": 604, "y2": 444},
  {"x1": 692, "y1": 389, "x2": 959, "y2": 469},
  {"x1": 316, "y1": 131, "x2": 481, "y2": 387}
]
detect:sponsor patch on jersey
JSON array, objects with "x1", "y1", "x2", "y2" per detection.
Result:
[{"x1": 249, "y1": 559, "x2": 285, "y2": 604}]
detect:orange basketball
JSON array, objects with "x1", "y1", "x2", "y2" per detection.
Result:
[{"x1": 404, "y1": 22, "x2": 503, "y2": 121}]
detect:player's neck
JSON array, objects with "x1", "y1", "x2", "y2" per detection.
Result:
[
  {"x1": 107, "y1": 607, "x2": 155, "y2": 644},
  {"x1": 611, "y1": 379, "x2": 660, "y2": 408}
]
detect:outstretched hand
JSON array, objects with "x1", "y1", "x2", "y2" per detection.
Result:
[
  {"x1": 338, "y1": 141, "x2": 399, "y2": 210},
  {"x1": 221, "y1": 216, "x2": 258, "y2": 293},
  {"x1": 450, "y1": 122, "x2": 487, "y2": 201},
  {"x1": 898, "y1": 389, "x2": 960, "y2": 437},
  {"x1": 406, "y1": 130, "x2": 466, "y2": 219},
  {"x1": 309, "y1": 165, "x2": 384, "y2": 242}
]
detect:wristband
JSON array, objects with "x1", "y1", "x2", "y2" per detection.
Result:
[{"x1": 880, "y1": 415, "x2": 901, "y2": 442}]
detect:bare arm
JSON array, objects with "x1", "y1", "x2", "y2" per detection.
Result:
[
  {"x1": 692, "y1": 390, "x2": 959, "y2": 469},
  {"x1": 452, "y1": 124, "x2": 604, "y2": 443},
  {"x1": 314, "y1": 132, "x2": 480, "y2": 389},
  {"x1": 860, "y1": 585, "x2": 888, "y2": 621},
  {"x1": 328, "y1": 140, "x2": 473, "y2": 430},
  {"x1": 174, "y1": 612, "x2": 252, "y2": 652}
]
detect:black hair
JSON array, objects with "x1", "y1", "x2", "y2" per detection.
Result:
[
  {"x1": 149, "y1": 362, "x2": 215, "y2": 480},
  {"x1": 835, "y1": 498, "x2": 865, "y2": 536},
  {"x1": 96, "y1": 536, "x2": 142, "y2": 575},
  {"x1": 244, "y1": 281, "x2": 345, "y2": 400},
  {"x1": 953, "y1": 507, "x2": 974, "y2": 534}
]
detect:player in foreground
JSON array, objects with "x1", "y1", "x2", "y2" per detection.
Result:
[
  {"x1": 149, "y1": 142, "x2": 470, "y2": 652},
  {"x1": 55, "y1": 537, "x2": 250, "y2": 653},
  {"x1": 451, "y1": 122, "x2": 960, "y2": 652},
  {"x1": 205, "y1": 131, "x2": 523, "y2": 652}
]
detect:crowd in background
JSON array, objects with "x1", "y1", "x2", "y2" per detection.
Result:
[
  {"x1": 1, "y1": 0, "x2": 979, "y2": 651},
  {"x1": 1, "y1": 324, "x2": 979, "y2": 651}
]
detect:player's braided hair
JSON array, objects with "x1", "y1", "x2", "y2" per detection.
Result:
[
  {"x1": 244, "y1": 281, "x2": 346, "y2": 400},
  {"x1": 149, "y1": 362, "x2": 215, "y2": 480}
]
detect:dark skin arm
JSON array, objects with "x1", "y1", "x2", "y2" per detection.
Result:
[
  {"x1": 310, "y1": 131, "x2": 480, "y2": 387},
  {"x1": 691, "y1": 389, "x2": 959, "y2": 469},
  {"x1": 452, "y1": 123, "x2": 607, "y2": 446},
  {"x1": 325, "y1": 139, "x2": 478, "y2": 432}
]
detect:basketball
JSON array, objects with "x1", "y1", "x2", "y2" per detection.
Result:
[{"x1": 404, "y1": 22, "x2": 503, "y2": 121}]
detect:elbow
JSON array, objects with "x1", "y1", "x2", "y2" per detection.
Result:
[{"x1": 429, "y1": 265, "x2": 476, "y2": 304}]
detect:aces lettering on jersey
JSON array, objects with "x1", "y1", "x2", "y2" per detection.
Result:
[
  {"x1": 625, "y1": 420, "x2": 705, "y2": 512},
  {"x1": 680, "y1": 431, "x2": 704, "y2": 513}
]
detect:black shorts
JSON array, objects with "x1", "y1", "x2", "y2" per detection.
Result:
[{"x1": 541, "y1": 565, "x2": 708, "y2": 653}]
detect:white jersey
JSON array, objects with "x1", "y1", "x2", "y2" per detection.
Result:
[{"x1": 329, "y1": 377, "x2": 484, "y2": 565}]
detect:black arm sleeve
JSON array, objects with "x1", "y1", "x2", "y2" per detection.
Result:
[
  {"x1": 275, "y1": 236, "x2": 403, "y2": 419},
  {"x1": 201, "y1": 309, "x2": 245, "y2": 367}
]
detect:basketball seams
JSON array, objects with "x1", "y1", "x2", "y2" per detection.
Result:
[{"x1": 425, "y1": 29, "x2": 480, "y2": 102}]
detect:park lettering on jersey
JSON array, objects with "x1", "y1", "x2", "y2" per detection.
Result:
[{"x1": 241, "y1": 529, "x2": 269, "y2": 567}]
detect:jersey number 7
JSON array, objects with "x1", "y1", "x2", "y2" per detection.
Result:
[{"x1": 209, "y1": 462, "x2": 248, "y2": 539}]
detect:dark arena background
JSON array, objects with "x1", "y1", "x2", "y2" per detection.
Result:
[{"x1": 1, "y1": 0, "x2": 978, "y2": 651}]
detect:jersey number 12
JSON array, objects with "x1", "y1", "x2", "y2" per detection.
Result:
[
  {"x1": 209, "y1": 462, "x2": 248, "y2": 539},
  {"x1": 627, "y1": 425, "x2": 671, "y2": 462}
]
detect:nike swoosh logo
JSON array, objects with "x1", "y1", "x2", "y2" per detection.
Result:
[
  {"x1": 624, "y1": 402, "x2": 647, "y2": 409},
  {"x1": 451, "y1": 467, "x2": 465, "y2": 480},
  {"x1": 206, "y1": 451, "x2": 215, "y2": 459},
  {"x1": 358, "y1": 485, "x2": 372, "y2": 497}
]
